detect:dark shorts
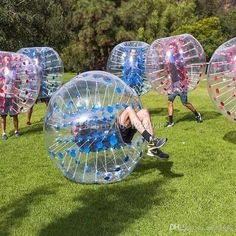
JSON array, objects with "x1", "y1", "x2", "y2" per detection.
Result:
[
  {"x1": 37, "y1": 97, "x2": 50, "y2": 103},
  {"x1": 0, "y1": 97, "x2": 18, "y2": 117},
  {"x1": 118, "y1": 124, "x2": 137, "y2": 144},
  {"x1": 168, "y1": 80, "x2": 188, "y2": 105},
  {"x1": 168, "y1": 91, "x2": 188, "y2": 105}
]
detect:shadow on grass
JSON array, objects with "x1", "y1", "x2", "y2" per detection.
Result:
[
  {"x1": 39, "y1": 179, "x2": 167, "y2": 236},
  {"x1": 0, "y1": 184, "x2": 59, "y2": 236},
  {"x1": 223, "y1": 131, "x2": 236, "y2": 144},
  {"x1": 175, "y1": 110, "x2": 221, "y2": 124},
  {"x1": 39, "y1": 158, "x2": 182, "y2": 236},
  {"x1": 17, "y1": 121, "x2": 44, "y2": 136},
  {"x1": 149, "y1": 107, "x2": 180, "y2": 116},
  {"x1": 131, "y1": 158, "x2": 184, "y2": 179}
]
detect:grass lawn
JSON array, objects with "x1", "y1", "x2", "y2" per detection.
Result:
[{"x1": 0, "y1": 73, "x2": 235, "y2": 236}]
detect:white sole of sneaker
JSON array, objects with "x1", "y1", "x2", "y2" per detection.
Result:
[
  {"x1": 166, "y1": 123, "x2": 174, "y2": 127},
  {"x1": 147, "y1": 150, "x2": 155, "y2": 157},
  {"x1": 147, "y1": 150, "x2": 169, "y2": 160},
  {"x1": 148, "y1": 139, "x2": 167, "y2": 150}
]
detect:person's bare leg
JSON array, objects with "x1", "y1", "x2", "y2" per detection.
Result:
[
  {"x1": 119, "y1": 107, "x2": 145, "y2": 134},
  {"x1": 119, "y1": 107, "x2": 167, "y2": 148},
  {"x1": 136, "y1": 109, "x2": 154, "y2": 135},
  {"x1": 26, "y1": 107, "x2": 33, "y2": 125},
  {"x1": 184, "y1": 102, "x2": 202, "y2": 122},
  {"x1": 1, "y1": 115, "x2": 7, "y2": 134},
  {"x1": 168, "y1": 101, "x2": 173, "y2": 116},
  {"x1": 184, "y1": 102, "x2": 197, "y2": 113},
  {"x1": 13, "y1": 115, "x2": 19, "y2": 132}
]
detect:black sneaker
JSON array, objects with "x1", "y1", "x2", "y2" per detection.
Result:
[
  {"x1": 195, "y1": 112, "x2": 202, "y2": 123},
  {"x1": 147, "y1": 148, "x2": 169, "y2": 160},
  {"x1": 2, "y1": 133, "x2": 8, "y2": 140},
  {"x1": 26, "y1": 121, "x2": 31, "y2": 126},
  {"x1": 165, "y1": 121, "x2": 174, "y2": 127},
  {"x1": 148, "y1": 137, "x2": 167, "y2": 149},
  {"x1": 15, "y1": 131, "x2": 20, "y2": 137}
]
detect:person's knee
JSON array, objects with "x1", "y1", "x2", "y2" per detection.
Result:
[
  {"x1": 126, "y1": 106, "x2": 134, "y2": 113},
  {"x1": 141, "y1": 108, "x2": 149, "y2": 117},
  {"x1": 137, "y1": 108, "x2": 149, "y2": 119}
]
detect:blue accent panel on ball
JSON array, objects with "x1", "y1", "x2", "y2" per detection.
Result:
[
  {"x1": 49, "y1": 151, "x2": 55, "y2": 158},
  {"x1": 124, "y1": 155, "x2": 129, "y2": 162},
  {"x1": 104, "y1": 172, "x2": 112, "y2": 180},
  {"x1": 55, "y1": 124, "x2": 61, "y2": 130},
  {"x1": 122, "y1": 103, "x2": 128, "y2": 108},
  {"x1": 85, "y1": 166, "x2": 91, "y2": 173},
  {"x1": 67, "y1": 100, "x2": 74, "y2": 109},
  {"x1": 107, "y1": 106, "x2": 113, "y2": 113},
  {"x1": 55, "y1": 107, "x2": 61, "y2": 112},
  {"x1": 115, "y1": 166, "x2": 121, "y2": 171},
  {"x1": 83, "y1": 146, "x2": 90, "y2": 153},
  {"x1": 62, "y1": 113, "x2": 67, "y2": 119},
  {"x1": 115, "y1": 104, "x2": 121, "y2": 110},
  {"x1": 110, "y1": 136, "x2": 118, "y2": 147},
  {"x1": 104, "y1": 76, "x2": 112, "y2": 84},
  {"x1": 70, "y1": 149, "x2": 77, "y2": 158},
  {"x1": 116, "y1": 87, "x2": 122, "y2": 94},
  {"x1": 96, "y1": 141, "x2": 104, "y2": 149},
  {"x1": 58, "y1": 152, "x2": 64, "y2": 159},
  {"x1": 93, "y1": 74, "x2": 100, "y2": 80},
  {"x1": 56, "y1": 138, "x2": 62, "y2": 143}
]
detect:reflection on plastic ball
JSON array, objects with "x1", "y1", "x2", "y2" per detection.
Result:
[
  {"x1": 0, "y1": 51, "x2": 39, "y2": 115},
  {"x1": 17, "y1": 47, "x2": 64, "y2": 99},
  {"x1": 207, "y1": 37, "x2": 236, "y2": 122},
  {"x1": 107, "y1": 41, "x2": 151, "y2": 96},
  {"x1": 44, "y1": 71, "x2": 145, "y2": 184},
  {"x1": 146, "y1": 34, "x2": 206, "y2": 95}
]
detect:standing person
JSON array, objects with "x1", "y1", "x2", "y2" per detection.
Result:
[
  {"x1": 0, "y1": 58, "x2": 20, "y2": 140},
  {"x1": 123, "y1": 48, "x2": 144, "y2": 95},
  {"x1": 165, "y1": 42, "x2": 202, "y2": 127},
  {"x1": 1, "y1": 111, "x2": 19, "y2": 140}
]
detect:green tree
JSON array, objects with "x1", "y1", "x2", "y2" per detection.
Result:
[
  {"x1": 62, "y1": 0, "x2": 117, "y2": 72},
  {"x1": 196, "y1": 0, "x2": 222, "y2": 17},
  {"x1": 0, "y1": 0, "x2": 35, "y2": 51},
  {"x1": 172, "y1": 17, "x2": 227, "y2": 59},
  {"x1": 117, "y1": 0, "x2": 197, "y2": 43},
  {"x1": 220, "y1": 7, "x2": 236, "y2": 39},
  {"x1": 0, "y1": 0, "x2": 71, "y2": 52}
]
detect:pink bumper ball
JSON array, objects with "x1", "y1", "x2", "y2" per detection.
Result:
[
  {"x1": 207, "y1": 38, "x2": 236, "y2": 122},
  {"x1": 145, "y1": 34, "x2": 206, "y2": 95},
  {"x1": 0, "y1": 51, "x2": 39, "y2": 116}
]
